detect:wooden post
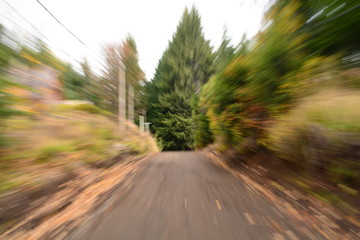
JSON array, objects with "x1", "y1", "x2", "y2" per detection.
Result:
[
  {"x1": 145, "y1": 122, "x2": 151, "y2": 133},
  {"x1": 139, "y1": 115, "x2": 144, "y2": 132}
]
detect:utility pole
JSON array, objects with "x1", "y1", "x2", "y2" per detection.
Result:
[
  {"x1": 128, "y1": 84, "x2": 134, "y2": 123},
  {"x1": 118, "y1": 61, "x2": 126, "y2": 129}
]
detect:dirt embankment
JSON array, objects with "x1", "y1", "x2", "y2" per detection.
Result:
[
  {"x1": 0, "y1": 106, "x2": 159, "y2": 239},
  {"x1": 203, "y1": 146, "x2": 360, "y2": 235},
  {"x1": 0, "y1": 151, "x2": 154, "y2": 240}
]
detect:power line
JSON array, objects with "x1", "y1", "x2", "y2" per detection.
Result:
[
  {"x1": 36, "y1": 0, "x2": 86, "y2": 46},
  {"x1": 3, "y1": 1, "x2": 84, "y2": 71},
  {"x1": 301, "y1": 3, "x2": 360, "y2": 31},
  {"x1": 4, "y1": 0, "x2": 127, "y2": 76},
  {"x1": 35, "y1": 0, "x2": 108, "y2": 70}
]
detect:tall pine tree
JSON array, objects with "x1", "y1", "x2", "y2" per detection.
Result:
[{"x1": 145, "y1": 7, "x2": 213, "y2": 150}]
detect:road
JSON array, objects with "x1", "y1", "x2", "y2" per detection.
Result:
[{"x1": 85, "y1": 152, "x2": 353, "y2": 240}]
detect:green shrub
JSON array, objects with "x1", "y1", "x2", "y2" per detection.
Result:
[
  {"x1": 193, "y1": 113, "x2": 213, "y2": 148},
  {"x1": 36, "y1": 143, "x2": 75, "y2": 162},
  {"x1": 58, "y1": 103, "x2": 114, "y2": 118},
  {"x1": 0, "y1": 178, "x2": 23, "y2": 194},
  {"x1": 94, "y1": 128, "x2": 115, "y2": 140}
]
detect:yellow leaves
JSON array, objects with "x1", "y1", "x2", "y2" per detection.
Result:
[
  {"x1": 279, "y1": 82, "x2": 294, "y2": 89},
  {"x1": 269, "y1": 0, "x2": 304, "y2": 34},
  {"x1": 4, "y1": 86, "x2": 28, "y2": 96},
  {"x1": 224, "y1": 56, "x2": 248, "y2": 78},
  {"x1": 21, "y1": 52, "x2": 41, "y2": 65}
]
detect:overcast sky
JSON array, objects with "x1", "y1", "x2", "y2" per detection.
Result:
[{"x1": 1, "y1": 0, "x2": 268, "y2": 79}]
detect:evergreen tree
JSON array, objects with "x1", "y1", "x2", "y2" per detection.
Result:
[
  {"x1": 192, "y1": 28, "x2": 239, "y2": 148},
  {"x1": 61, "y1": 64, "x2": 85, "y2": 100},
  {"x1": 80, "y1": 58, "x2": 103, "y2": 106},
  {"x1": 213, "y1": 28, "x2": 236, "y2": 73},
  {"x1": 145, "y1": 7, "x2": 214, "y2": 150}
]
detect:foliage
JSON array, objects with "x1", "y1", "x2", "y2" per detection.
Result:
[
  {"x1": 61, "y1": 65, "x2": 86, "y2": 100},
  {"x1": 59, "y1": 103, "x2": 114, "y2": 118},
  {"x1": 212, "y1": 28, "x2": 237, "y2": 73},
  {"x1": 60, "y1": 59, "x2": 103, "y2": 107},
  {"x1": 200, "y1": 0, "x2": 360, "y2": 152},
  {"x1": 0, "y1": 107, "x2": 158, "y2": 194},
  {"x1": 121, "y1": 35, "x2": 144, "y2": 86},
  {"x1": 144, "y1": 7, "x2": 214, "y2": 150},
  {"x1": 267, "y1": 89, "x2": 360, "y2": 188},
  {"x1": 99, "y1": 37, "x2": 145, "y2": 116},
  {"x1": 193, "y1": 113, "x2": 213, "y2": 149},
  {"x1": 99, "y1": 43, "x2": 122, "y2": 113},
  {"x1": 192, "y1": 0, "x2": 360, "y2": 198},
  {"x1": 36, "y1": 143, "x2": 76, "y2": 163},
  {"x1": 296, "y1": 0, "x2": 360, "y2": 56},
  {"x1": 0, "y1": 25, "x2": 26, "y2": 146},
  {"x1": 120, "y1": 35, "x2": 145, "y2": 120},
  {"x1": 19, "y1": 40, "x2": 66, "y2": 71},
  {"x1": 0, "y1": 22, "x2": 157, "y2": 196},
  {"x1": 80, "y1": 59, "x2": 103, "y2": 106},
  {"x1": 268, "y1": 89, "x2": 360, "y2": 156},
  {"x1": 154, "y1": 112, "x2": 193, "y2": 150}
]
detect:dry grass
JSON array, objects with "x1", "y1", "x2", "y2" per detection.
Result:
[
  {"x1": 268, "y1": 88, "x2": 360, "y2": 158},
  {"x1": 0, "y1": 106, "x2": 158, "y2": 195},
  {"x1": 266, "y1": 88, "x2": 360, "y2": 202}
]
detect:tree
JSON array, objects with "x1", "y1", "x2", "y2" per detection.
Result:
[
  {"x1": 200, "y1": 0, "x2": 307, "y2": 150},
  {"x1": 144, "y1": 7, "x2": 214, "y2": 150},
  {"x1": 101, "y1": 43, "x2": 122, "y2": 113},
  {"x1": 80, "y1": 58, "x2": 102, "y2": 106},
  {"x1": 61, "y1": 64, "x2": 85, "y2": 100},
  {"x1": 201, "y1": 0, "x2": 360, "y2": 152},
  {"x1": 0, "y1": 24, "x2": 18, "y2": 118},
  {"x1": 213, "y1": 28, "x2": 236, "y2": 73},
  {"x1": 193, "y1": 27, "x2": 240, "y2": 148},
  {"x1": 296, "y1": 0, "x2": 360, "y2": 56},
  {"x1": 0, "y1": 24, "x2": 25, "y2": 146},
  {"x1": 120, "y1": 35, "x2": 145, "y2": 122}
]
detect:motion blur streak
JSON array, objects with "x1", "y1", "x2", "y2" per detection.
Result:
[
  {"x1": 86, "y1": 152, "x2": 359, "y2": 240},
  {"x1": 1, "y1": 0, "x2": 360, "y2": 239}
]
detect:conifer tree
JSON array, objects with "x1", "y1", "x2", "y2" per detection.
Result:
[{"x1": 145, "y1": 7, "x2": 214, "y2": 150}]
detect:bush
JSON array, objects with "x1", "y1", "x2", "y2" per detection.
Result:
[
  {"x1": 58, "y1": 103, "x2": 114, "y2": 118},
  {"x1": 94, "y1": 128, "x2": 115, "y2": 140},
  {"x1": 36, "y1": 143, "x2": 75, "y2": 162},
  {"x1": 267, "y1": 89, "x2": 360, "y2": 186},
  {"x1": 268, "y1": 89, "x2": 360, "y2": 153},
  {"x1": 193, "y1": 113, "x2": 213, "y2": 148}
]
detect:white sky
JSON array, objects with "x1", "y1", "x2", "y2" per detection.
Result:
[{"x1": 0, "y1": 0, "x2": 268, "y2": 79}]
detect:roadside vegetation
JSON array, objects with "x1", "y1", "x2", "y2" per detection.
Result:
[
  {"x1": 143, "y1": 0, "x2": 359, "y2": 212},
  {"x1": 0, "y1": 23, "x2": 157, "y2": 199},
  {"x1": 0, "y1": 0, "x2": 359, "y2": 225},
  {"x1": 0, "y1": 103, "x2": 158, "y2": 195}
]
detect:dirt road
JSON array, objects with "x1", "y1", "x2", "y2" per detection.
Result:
[{"x1": 85, "y1": 151, "x2": 358, "y2": 240}]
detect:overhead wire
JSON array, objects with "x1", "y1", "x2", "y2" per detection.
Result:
[
  {"x1": 2, "y1": 1, "x2": 84, "y2": 72},
  {"x1": 35, "y1": 0, "x2": 109, "y2": 71}
]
